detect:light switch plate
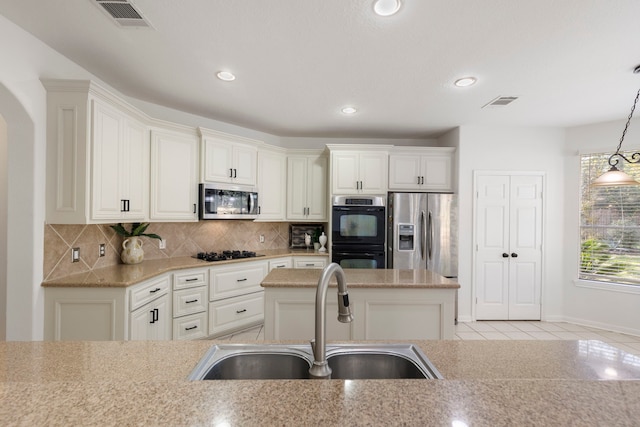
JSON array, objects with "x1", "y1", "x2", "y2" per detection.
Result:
[{"x1": 71, "y1": 247, "x2": 80, "y2": 262}]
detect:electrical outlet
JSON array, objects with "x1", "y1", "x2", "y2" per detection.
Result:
[
  {"x1": 259, "y1": 235, "x2": 265, "y2": 243},
  {"x1": 159, "y1": 239, "x2": 166, "y2": 250},
  {"x1": 71, "y1": 247, "x2": 80, "y2": 263},
  {"x1": 99, "y1": 243, "x2": 105, "y2": 257}
]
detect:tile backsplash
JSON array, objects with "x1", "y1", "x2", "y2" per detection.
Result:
[{"x1": 43, "y1": 221, "x2": 293, "y2": 281}]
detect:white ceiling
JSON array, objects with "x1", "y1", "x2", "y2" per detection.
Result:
[{"x1": 1, "y1": 0, "x2": 640, "y2": 138}]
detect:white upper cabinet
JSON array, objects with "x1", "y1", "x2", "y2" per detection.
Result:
[
  {"x1": 388, "y1": 147, "x2": 456, "y2": 192},
  {"x1": 287, "y1": 151, "x2": 327, "y2": 221},
  {"x1": 43, "y1": 80, "x2": 151, "y2": 224},
  {"x1": 328, "y1": 145, "x2": 391, "y2": 195},
  {"x1": 199, "y1": 128, "x2": 260, "y2": 187},
  {"x1": 91, "y1": 100, "x2": 149, "y2": 221},
  {"x1": 256, "y1": 147, "x2": 287, "y2": 221},
  {"x1": 149, "y1": 127, "x2": 199, "y2": 221}
]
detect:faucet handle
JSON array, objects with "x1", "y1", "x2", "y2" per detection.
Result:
[{"x1": 310, "y1": 338, "x2": 316, "y2": 354}]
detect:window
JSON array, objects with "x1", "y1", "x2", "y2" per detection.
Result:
[{"x1": 580, "y1": 151, "x2": 640, "y2": 285}]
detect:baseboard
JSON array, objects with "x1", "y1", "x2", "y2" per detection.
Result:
[{"x1": 560, "y1": 316, "x2": 640, "y2": 337}]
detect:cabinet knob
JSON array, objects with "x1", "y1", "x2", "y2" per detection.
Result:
[{"x1": 511, "y1": 253, "x2": 518, "y2": 258}]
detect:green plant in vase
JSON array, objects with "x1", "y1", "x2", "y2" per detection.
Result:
[{"x1": 110, "y1": 223, "x2": 162, "y2": 265}]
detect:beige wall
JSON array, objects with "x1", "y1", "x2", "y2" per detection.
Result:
[{"x1": 43, "y1": 221, "x2": 291, "y2": 281}]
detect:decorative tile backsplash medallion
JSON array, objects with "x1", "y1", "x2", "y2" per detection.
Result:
[{"x1": 43, "y1": 221, "x2": 292, "y2": 281}]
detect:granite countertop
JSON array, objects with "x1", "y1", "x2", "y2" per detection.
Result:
[
  {"x1": 41, "y1": 249, "x2": 329, "y2": 288},
  {"x1": 1, "y1": 339, "x2": 639, "y2": 425},
  {"x1": 261, "y1": 267, "x2": 460, "y2": 288}
]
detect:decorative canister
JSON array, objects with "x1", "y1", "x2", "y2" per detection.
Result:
[
  {"x1": 121, "y1": 236, "x2": 144, "y2": 264},
  {"x1": 318, "y1": 232, "x2": 328, "y2": 252}
]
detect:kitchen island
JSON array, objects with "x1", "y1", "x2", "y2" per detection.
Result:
[
  {"x1": 261, "y1": 268, "x2": 459, "y2": 340},
  {"x1": 2, "y1": 339, "x2": 640, "y2": 425}
]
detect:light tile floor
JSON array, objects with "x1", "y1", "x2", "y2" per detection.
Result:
[{"x1": 216, "y1": 321, "x2": 640, "y2": 357}]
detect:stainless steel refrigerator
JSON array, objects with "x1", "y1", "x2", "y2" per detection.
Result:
[{"x1": 387, "y1": 192, "x2": 458, "y2": 278}]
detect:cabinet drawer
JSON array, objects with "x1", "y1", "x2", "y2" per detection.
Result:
[
  {"x1": 173, "y1": 286, "x2": 207, "y2": 318},
  {"x1": 208, "y1": 292, "x2": 264, "y2": 336},
  {"x1": 269, "y1": 258, "x2": 292, "y2": 270},
  {"x1": 209, "y1": 261, "x2": 267, "y2": 301},
  {"x1": 294, "y1": 259, "x2": 326, "y2": 269},
  {"x1": 130, "y1": 276, "x2": 170, "y2": 311},
  {"x1": 173, "y1": 312, "x2": 208, "y2": 340},
  {"x1": 173, "y1": 269, "x2": 208, "y2": 290}
]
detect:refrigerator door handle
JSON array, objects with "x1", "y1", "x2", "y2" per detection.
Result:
[
  {"x1": 428, "y1": 210, "x2": 434, "y2": 260},
  {"x1": 420, "y1": 210, "x2": 426, "y2": 261}
]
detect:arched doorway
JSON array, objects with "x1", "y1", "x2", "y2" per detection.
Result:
[
  {"x1": 0, "y1": 83, "x2": 44, "y2": 340},
  {"x1": 0, "y1": 113, "x2": 7, "y2": 340}
]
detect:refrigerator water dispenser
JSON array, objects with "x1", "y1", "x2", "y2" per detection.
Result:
[{"x1": 398, "y1": 224, "x2": 415, "y2": 251}]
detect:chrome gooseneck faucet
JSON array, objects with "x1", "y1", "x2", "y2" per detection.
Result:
[{"x1": 309, "y1": 263, "x2": 354, "y2": 379}]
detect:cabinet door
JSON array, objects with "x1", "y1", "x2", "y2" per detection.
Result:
[
  {"x1": 306, "y1": 155, "x2": 327, "y2": 220},
  {"x1": 150, "y1": 130, "x2": 198, "y2": 221},
  {"x1": 256, "y1": 150, "x2": 286, "y2": 220},
  {"x1": 130, "y1": 293, "x2": 171, "y2": 340},
  {"x1": 388, "y1": 155, "x2": 422, "y2": 190},
  {"x1": 202, "y1": 137, "x2": 233, "y2": 183},
  {"x1": 287, "y1": 156, "x2": 309, "y2": 220},
  {"x1": 359, "y1": 152, "x2": 388, "y2": 193},
  {"x1": 121, "y1": 118, "x2": 149, "y2": 220},
  {"x1": 421, "y1": 154, "x2": 453, "y2": 191},
  {"x1": 232, "y1": 143, "x2": 257, "y2": 186},
  {"x1": 332, "y1": 152, "x2": 359, "y2": 193},
  {"x1": 92, "y1": 101, "x2": 123, "y2": 220}
]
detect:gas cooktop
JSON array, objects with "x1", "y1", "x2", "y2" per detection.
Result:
[{"x1": 194, "y1": 250, "x2": 264, "y2": 262}]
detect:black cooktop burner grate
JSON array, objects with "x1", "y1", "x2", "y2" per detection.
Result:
[{"x1": 195, "y1": 250, "x2": 263, "y2": 262}]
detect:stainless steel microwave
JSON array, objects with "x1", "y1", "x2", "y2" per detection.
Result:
[{"x1": 199, "y1": 184, "x2": 258, "y2": 219}]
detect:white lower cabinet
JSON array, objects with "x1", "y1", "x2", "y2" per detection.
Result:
[
  {"x1": 44, "y1": 287, "x2": 127, "y2": 341},
  {"x1": 264, "y1": 287, "x2": 455, "y2": 340},
  {"x1": 130, "y1": 293, "x2": 171, "y2": 340},
  {"x1": 129, "y1": 275, "x2": 172, "y2": 340},
  {"x1": 172, "y1": 268, "x2": 208, "y2": 340},
  {"x1": 208, "y1": 260, "x2": 268, "y2": 337}
]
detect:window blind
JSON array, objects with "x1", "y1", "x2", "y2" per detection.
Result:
[{"x1": 580, "y1": 151, "x2": 640, "y2": 285}]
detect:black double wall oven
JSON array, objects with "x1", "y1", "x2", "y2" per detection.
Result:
[{"x1": 331, "y1": 195, "x2": 386, "y2": 269}]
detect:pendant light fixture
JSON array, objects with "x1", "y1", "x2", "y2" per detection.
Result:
[{"x1": 592, "y1": 65, "x2": 640, "y2": 186}]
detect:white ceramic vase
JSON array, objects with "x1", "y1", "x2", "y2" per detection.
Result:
[
  {"x1": 121, "y1": 236, "x2": 144, "y2": 265},
  {"x1": 318, "y1": 232, "x2": 327, "y2": 252}
]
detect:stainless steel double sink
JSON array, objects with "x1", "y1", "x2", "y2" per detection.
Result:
[{"x1": 188, "y1": 343, "x2": 443, "y2": 380}]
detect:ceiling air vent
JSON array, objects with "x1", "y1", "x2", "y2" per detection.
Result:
[
  {"x1": 94, "y1": 0, "x2": 151, "y2": 28},
  {"x1": 482, "y1": 96, "x2": 519, "y2": 108}
]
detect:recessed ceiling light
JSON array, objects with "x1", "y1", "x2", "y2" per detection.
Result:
[
  {"x1": 373, "y1": 0, "x2": 401, "y2": 16},
  {"x1": 341, "y1": 106, "x2": 358, "y2": 114},
  {"x1": 216, "y1": 71, "x2": 236, "y2": 82},
  {"x1": 454, "y1": 77, "x2": 477, "y2": 87}
]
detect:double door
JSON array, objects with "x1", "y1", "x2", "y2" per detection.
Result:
[{"x1": 474, "y1": 173, "x2": 543, "y2": 320}]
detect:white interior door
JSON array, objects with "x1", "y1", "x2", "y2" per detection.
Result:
[{"x1": 475, "y1": 173, "x2": 543, "y2": 320}]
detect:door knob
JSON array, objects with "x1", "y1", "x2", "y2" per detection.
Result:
[
  {"x1": 511, "y1": 253, "x2": 518, "y2": 258},
  {"x1": 502, "y1": 253, "x2": 509, "y2": 258}
]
